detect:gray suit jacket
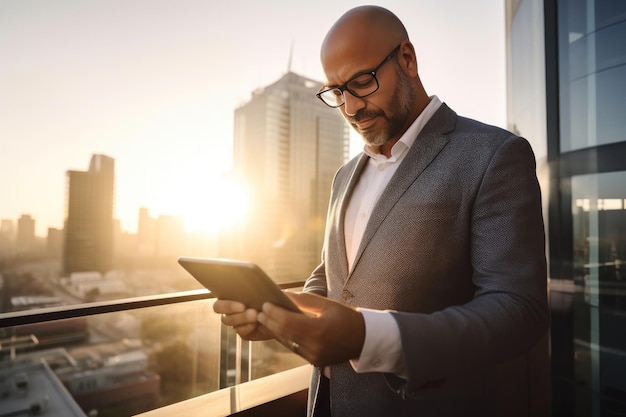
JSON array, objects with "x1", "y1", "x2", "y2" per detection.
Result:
[{"x1": 303, "y1": 104, "x2": 550, "y2": 417}]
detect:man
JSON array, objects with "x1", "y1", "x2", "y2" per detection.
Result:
[{"x1": 215, "y1": 5, "x2": 549, "y2": 417}]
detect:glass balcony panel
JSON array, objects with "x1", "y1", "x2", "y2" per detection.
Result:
[{"x1": 0, "y1": 292, "x2": 306, "y2": 417}]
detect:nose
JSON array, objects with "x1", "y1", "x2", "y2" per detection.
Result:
[{"x1": 342, "y1": 90, "x2": 366, "y2": 117}]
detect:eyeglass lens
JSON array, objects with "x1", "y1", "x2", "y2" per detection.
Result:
[{"x1": 319, "y1": 73, "x2": 379, "y2": 107}]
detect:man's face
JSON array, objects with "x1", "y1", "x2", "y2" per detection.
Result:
[
  {"x1": 345, "y1": 61, "x2": 415, "y2": 147},
  {"x1": 322, "y1": 47, "x2": 416, "y2": 147}
]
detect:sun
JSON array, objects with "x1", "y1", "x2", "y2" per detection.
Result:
[
  {"x1": 182, "y1": 177, "x2": 250, "y2": 235},
  {"x1": 151, "y1": 172, "x2": 250, "y2": 236}
]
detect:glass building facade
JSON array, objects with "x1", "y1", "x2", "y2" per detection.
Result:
[{"x1": 507, "y1": 0, "x2": 626, "y2": 415}]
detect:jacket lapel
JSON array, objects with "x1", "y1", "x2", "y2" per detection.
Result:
[
  {"x1": 347, "y1": 104, "x2": 457, "y2": 277},
  {"x1": 332, "y1": 153, "x2": 370, "y2": 278}
]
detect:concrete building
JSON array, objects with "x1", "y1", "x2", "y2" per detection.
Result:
[
  {"x1": 0, "y1": 360, "x2": 87, "y2": 417},
  {"x1": 1, "y1": 342, "x2": 159, "y2": 417},
  {"x1": 16, "y1": 214, "x2": 36, "y2": 252},
  {"x1": 63, "y1": 154, "x2": 115, "y2": 274},
  {"x1": 137, "y1": 207, "x2": 157, "y2": 256},
  {"x1": 47, "y1": 227, "x2": 63, "y2": 259}
]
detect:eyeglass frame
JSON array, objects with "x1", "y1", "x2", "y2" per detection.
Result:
[{"x1": 315, "y1": 44, "x2": 402, "y2": 108}]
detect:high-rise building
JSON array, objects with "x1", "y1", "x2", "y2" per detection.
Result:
[
  {"x1": 63, "y1": 154, "x2": 115, "y2": 274},
  {"x1": 233, "y1": 71, "x2": 350, "y2": 282},
  {"x1": 0, "y1": 219, "x2": 15, "y2": 252},
  {"x1": 137, "y1": 207, "x2": 156, "y2": 256},
  {"x1": 506, "y1": 1, "x2": 626, "y2": 415},
  {"x1": 16, "y1": 214, "x2": 35, "y2": 251},
  {"x1": 47, "y1": 227, "x2": 63, "y2": 259}
]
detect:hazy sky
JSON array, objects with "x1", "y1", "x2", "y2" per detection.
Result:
[{"x1": 0, "y1": 0, "x2": 506, "y2": 236}]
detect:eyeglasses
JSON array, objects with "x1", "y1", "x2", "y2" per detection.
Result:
[{"x1": 316, "y1": 44, "x2": 401, "y2": 108}]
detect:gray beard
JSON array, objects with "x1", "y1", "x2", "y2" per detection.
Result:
[
  {"x1": 357, "y1": 67, "x2": 416, "y2": 148},
  {"x1": 362, "y1": 132, "x2": 386, "y2": 147}
]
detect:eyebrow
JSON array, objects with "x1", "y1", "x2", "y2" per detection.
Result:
[
  {"x1": 322, "y1": 44, "x2": 401, "y2": 89},
  {"x1": 323, "y1": 65, "x2": 376, "y2": 90}
]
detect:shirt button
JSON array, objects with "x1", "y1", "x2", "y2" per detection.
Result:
[
  {"x1": 341, "y1": 290, "x2": 353, "y2": 300},
  {"x1": 373, "y1": 358, "x2": 382, "y2": 367}
]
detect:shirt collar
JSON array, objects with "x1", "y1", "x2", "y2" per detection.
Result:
[{"x1": 363, "y1": 95, "x2": 443, "y2": 165}]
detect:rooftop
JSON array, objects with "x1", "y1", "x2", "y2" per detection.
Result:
[{"x1": 0, "y1": 360, "x2": 87, "y2": 417}]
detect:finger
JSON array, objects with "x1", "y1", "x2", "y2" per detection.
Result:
[
  {"x1": 233, "y1": 322, "x2": 262, "y2": 338},
  {"x1": 286, "y1": 292, "x2": 330, "y2": 316},
  {"x1": 258, "y1": 303, "x2": 311, "y2": 343},
  {"x1": 275, "y1": 334, "x2": 305, "y2": 356},
  {"x1": 213, "y1": 300, "x2": 246, "y2": 314},
  {"x1": 221, "y1": 308, "x2": 258, "y2": 327}
]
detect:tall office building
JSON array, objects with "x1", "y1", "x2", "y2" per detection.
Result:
[
  {"x1": 0, "y1": 219, "x2": 14, "y2": 252},
  {"x1": 507, "y1": 1, "x2": 626, "y2": 415},
  {"x1": 137, "y1": 207, "x2": 156, "y2": 256},
  {"x1": 63, "y1": 154, "x2": 115, "y2": 274},
  {"x1": 233, "y1": 71, "x2": 350, "y2": 282},
  {"x1": 47, "y1": 227, "x2": 63, "y2": 259},
  {"x1": 16, "y1": 214, "x2": 35, "y2": 251}
]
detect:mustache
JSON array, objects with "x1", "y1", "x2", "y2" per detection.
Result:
[{"x1": 349, "y1": 110, "x2": 383, "y2": 123}]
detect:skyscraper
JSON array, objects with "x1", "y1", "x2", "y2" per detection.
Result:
[
  {"x1": 16, "y1": 214, "x2": 35, "y2": 251},
  {"x1": 0, "y1": 219, "x2": 14, "y2": 253},
  {"x1": 233, "y1": 72, "x2": 350, "y2": 282},
  {"x1": 137, "y1": 207, "x2": 156, "y2": 257},
  {"x1": 63, "y1": 154, "x2": 115, "y2": 274},
  {"x1": 507, "y1": 1, "x2": 626, "y2": 414},
  {"x1": 47, "y1": 227, "x2": 63, "y2": 259}
]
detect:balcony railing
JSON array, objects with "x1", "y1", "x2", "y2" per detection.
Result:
[
  {"x1": 135, "y1": 364, "x2": 311, "y2": 417},
  {"x1": 0, "y1": 281, "x2": 308, "y2": 417},
  {"x1": 0, "y1": 282, "x2": 303, "y2": 328}
]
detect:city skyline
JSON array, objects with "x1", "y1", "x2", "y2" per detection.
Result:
[{"x1": 0, "y1": 0, "x2": 506, "y2": 236}]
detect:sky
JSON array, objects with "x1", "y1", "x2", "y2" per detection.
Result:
[{"x1": 0, "y1": 0, "x2": 506, "y2": 236}]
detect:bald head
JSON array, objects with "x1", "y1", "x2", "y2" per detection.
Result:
[
  {"x1": 319, "y1": 6, "x2": 430, "y2": 155},
  {"x1": 321, "y1": 6, "x2": 408, "y2": 65}
]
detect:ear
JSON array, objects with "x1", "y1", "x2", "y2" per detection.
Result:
[{"x1": 398, "y1": 40, "x2": 418, "y2": 77}]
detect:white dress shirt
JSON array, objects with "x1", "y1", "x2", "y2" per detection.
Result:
[{"x1": 346, "y1": 96, "x2": 443, "y2": 377}]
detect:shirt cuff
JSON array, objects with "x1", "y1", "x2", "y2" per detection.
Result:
[{"x1": 349, "y1": 308, "x2": 407, "y2": 378}]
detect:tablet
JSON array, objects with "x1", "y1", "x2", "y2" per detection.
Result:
[{"x1": 178, "y1": 257, "x2": 301, "y2": 313}]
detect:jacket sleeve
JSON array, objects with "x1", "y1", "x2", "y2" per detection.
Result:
[{"x1": 304, "y1": 259, "x2": 328, "y2": 296}]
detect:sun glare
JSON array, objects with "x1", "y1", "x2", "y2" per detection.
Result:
[
  {"x1": 152, "y1": 173, "x2": 250, "y2": 236},
  {"x1": 185, "y1": 178, "x2": 250, "y2": 235}
]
